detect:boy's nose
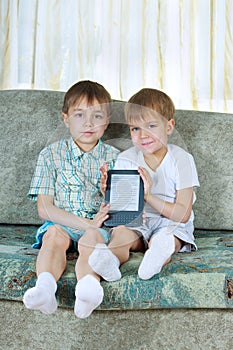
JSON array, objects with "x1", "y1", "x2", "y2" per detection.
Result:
[
  {"x1": 140, "y1": 129, "x2": 149, "y2": 138},
  {"x1": 83, "y1": 115, "x2": 93, "y2": 127}
]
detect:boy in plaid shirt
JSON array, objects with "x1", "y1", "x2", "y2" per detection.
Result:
[{"x1": 23, "y1": 81, "x2": 119, "y2": 318}]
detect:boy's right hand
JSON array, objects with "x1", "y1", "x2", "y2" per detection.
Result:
[
  {"x1": 92, "y1": 202, "x2": 110, "y2": 227},
  {"x1": 99, "y1": 162, "x2": 109, "y2": 195}
]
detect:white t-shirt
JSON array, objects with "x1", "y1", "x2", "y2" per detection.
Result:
[{"x1": 114, "y1": 144, "x2": 200, "y2": 225}]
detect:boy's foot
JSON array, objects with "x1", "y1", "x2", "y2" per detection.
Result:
[
  {"x1": 88, "y1": 243, "x2": 121, "y2": 281},
  {"x1": 138, "y1": 232, "x2": 175, "y2": 280},
  {"x1": 74, "y1": 274, "x2": 104, "y2": 319},
  {"x1": 23, "y1": 272, "x2": 57, "y2": 314}
]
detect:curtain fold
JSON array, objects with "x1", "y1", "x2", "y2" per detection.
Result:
[{"x1": 0, "y1": 0, "x2": 232, "y2": 112}]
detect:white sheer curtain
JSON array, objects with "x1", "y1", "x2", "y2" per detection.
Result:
[{"x1": 0, "y1": 0, "x2": 232, "y2": 112}]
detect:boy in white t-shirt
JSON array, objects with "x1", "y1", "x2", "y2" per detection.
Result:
[{"x1": 88, "y1": 88, "x2": 199, "y2": 281}]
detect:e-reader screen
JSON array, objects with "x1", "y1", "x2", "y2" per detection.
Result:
[{"x1": 104, "y1": 170, "x2": 144, "y2": 227}]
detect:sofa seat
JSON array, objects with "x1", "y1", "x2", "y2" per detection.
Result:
[{"x1": 1, "y1": 224, "x2": 232, "y2": 310}]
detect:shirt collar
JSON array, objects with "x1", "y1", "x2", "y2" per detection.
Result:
[{"x1": 69, "y1": 137, "x2": 103, "y2": 160}]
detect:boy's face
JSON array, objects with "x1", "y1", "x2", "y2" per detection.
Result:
[
  {"x1": 128, "y1": 111, "x2": 174, "y2": 155},
  {"x1": 62, "y1": 97, "x2": 110, "y2": 152}
]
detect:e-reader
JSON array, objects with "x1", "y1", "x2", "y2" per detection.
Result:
[{"x1": 104, "y1": 170, "x2": 144, "y2": 227}]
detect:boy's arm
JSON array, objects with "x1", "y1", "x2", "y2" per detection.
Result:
[
  {"x1": 146, "y1": 187, "x2": 193, "y2": 223},
  {"x1": 138, "y1": 167, "x2": 193, "y2": 223},
  {"x1": 37, "y1": 194, "x2": 110, "y2": 229}
]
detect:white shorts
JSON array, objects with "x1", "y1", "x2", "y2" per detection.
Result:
[{"x1": 128, "y1": 216, "x2": 197, "y2": 252}]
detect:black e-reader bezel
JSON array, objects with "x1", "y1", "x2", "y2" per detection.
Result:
[{"x1": 104, "y1": 169, "x2": 144, "y2": 227}]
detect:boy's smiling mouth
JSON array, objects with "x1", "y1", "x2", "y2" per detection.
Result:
[{"x1": 141, "y1": 140, "x2": 154, "y2": 147}]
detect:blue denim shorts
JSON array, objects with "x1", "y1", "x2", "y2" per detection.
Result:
[{"x1": 32, "y1": 220, "x2": 111, "y2": 249}]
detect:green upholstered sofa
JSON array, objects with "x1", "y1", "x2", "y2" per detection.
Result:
[{"x1": 0, "y1": 90, "x2": 232, "y2": 350}]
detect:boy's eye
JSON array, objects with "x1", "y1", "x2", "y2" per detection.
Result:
[
  {"x1": 130, "y1": 127, "x2": 139, "y2": 132},
  {"x1": 94, "y1": 113, "x2": 104, "y2": 119},
  {"x1": 73, "y1": 113, "x2": 83, "y2": 118},
  {"x1": 148, "y1": 124, "x2": 157, "y2": 129}
]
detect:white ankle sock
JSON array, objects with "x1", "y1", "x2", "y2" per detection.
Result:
[
  {"x1": 74, "y1": 275, "x2": 104, "y2": 319},
  {"x1": 23, "y1": 272, "x2": 57, "y2": 314},
  {"x1": 138, "y1": 232, "x2": 175, "y2": 280},
  {"x1": 88, "y1": 243, "x2": 121, "y2": 281}
]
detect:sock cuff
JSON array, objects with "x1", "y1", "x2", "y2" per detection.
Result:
[
  {"x1": 95, "y1": 243, "x2": 107, "y2": 249},
  {"x1": 37, "y1": 272, "x2": 57, "y2": 293},
  {"x1": 78, "y1": 274, "x2": 100, "y2": 286},
  {"x1": 75, "y1": 274, "x2": 101, "y2": 295},
  {"x1": 94, "y1": 243, "x2": 120, "y2": 267}
]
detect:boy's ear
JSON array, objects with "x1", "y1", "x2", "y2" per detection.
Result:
[
  {"x1": 167, "y1": 118, "x2": 175, "y2": 135},
  {"x1": 62, "y1": 113, "x2": 70, "y2": 128}
]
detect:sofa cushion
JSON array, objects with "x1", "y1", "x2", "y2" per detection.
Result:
[{"x1": 0, "y1": 224, "x2": 232, "y2": 309}]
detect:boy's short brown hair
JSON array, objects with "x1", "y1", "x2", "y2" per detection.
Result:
[
  {"x1": 125, "y1": 88, "x2": 175, "y2": 122},
  {"x1": 62, "y1": 80, "x2": 111, "y2": 114}
]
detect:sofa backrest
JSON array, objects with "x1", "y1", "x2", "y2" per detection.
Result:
[{"x1": 0, "y1": 90, "x2": 232, "y2": 230}]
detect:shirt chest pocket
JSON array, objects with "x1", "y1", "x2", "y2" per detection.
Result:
[{"x1": 55, "y1": 170, "x2": 102, "y2": 212}]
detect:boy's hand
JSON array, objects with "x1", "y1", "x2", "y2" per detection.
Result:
[
  {"x1": 92, "y1": 202, "x2": 110, "y2": 227},
  {"x1": 138, "y1": 166, "x2": 153, "y2": 202},
  {"x1": 99, "y1": 162, "x2": 109, "y2": 195}
]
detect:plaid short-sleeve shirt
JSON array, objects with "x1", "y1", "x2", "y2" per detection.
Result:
[{"x1": 28, "y1": 137, "x2": 120, "y2": 219}]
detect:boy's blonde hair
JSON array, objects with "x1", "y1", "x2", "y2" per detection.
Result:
[
  {"x1": 62, "y1": 80, "x2": 111, "y2": 115},
  {"x1": 125, "y1": 88, "x2": 175, "y2": 123}
]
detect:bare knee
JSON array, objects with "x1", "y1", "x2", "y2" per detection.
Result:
[
  {"x1": 109, "y1": 226, "x2": 142, "y2": 263},
  {"x1": 110, "y1": 226, "x2": 142, "y2": 250},
  {"x1": 78, "y1": 228, "x2": 104, "y2": 256},
  {"x1": 42, "y1": 225, "x2": 70, "y2": 251},
  {"x1": 111, "y1": 226, "x2": 131, "y2": 241}
]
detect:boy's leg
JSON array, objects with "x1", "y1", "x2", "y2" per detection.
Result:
[
  {"x1": 138, "y1": 231, "x2": 182, "y2": 280},
  {"x1": 88, "y1": 226, "x2": 144, "y2": 282},
  {"x1": 74, "y1": 228, "x2": 106, "y2": 319},
  {"x1": 23, "y1": 225, "x2": 70, "y2": 314}
]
